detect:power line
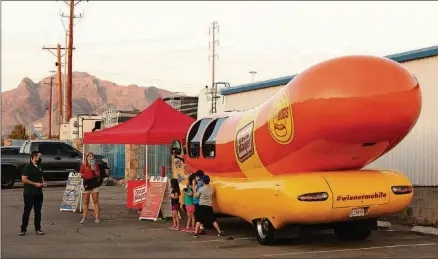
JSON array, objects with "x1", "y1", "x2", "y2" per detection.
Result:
[
  {"x1": 42, "y1": 44, "x2": 72, "y2": 127},
  {"x1": 60, "y1": 0, "x2": 86, "y2": 123},
  {"x1": 249, "y1": 70, "x2": 257, "y2": 82},
  {"x1": 43, "y1": 75, "x2": 57, "y2": 138},
  {"x1": 208, "y1": 21, "x2": 219, "y2": 114}
]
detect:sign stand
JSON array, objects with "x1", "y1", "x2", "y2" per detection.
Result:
[
  {"x1": 139, "y1": 176, "x2": 169, "y2": 221},
  {"x1": 60, "y1": 173, "x2": 83, "y2": 212}
]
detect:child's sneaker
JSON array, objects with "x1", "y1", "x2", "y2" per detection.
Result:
[
  {"x1": 182, "y1": 227, "x2": 191, "y2": 232},
  {"x1": 193, "y1": 233, "x2": 199, "y2": 238},
  {"x1": 217, "y1": 231, "x2": 225, "y2": 237}
]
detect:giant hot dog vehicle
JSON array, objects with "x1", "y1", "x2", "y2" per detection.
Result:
[{"x1": 171, "y1": 55, "x2": 421, "y2": 245}]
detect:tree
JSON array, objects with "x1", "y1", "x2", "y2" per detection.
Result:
[{"x1": 8, "y1": 124, "x2": 29, "y2": 140}]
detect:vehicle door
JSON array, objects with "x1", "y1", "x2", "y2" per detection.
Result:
[
  {"x1": 34, "y1": 143, "x2": 62, "y2": 180},
  {"x1": 57, "y1": 143, "x2": 83, "y2": 178}
]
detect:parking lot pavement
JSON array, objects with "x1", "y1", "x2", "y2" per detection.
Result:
[{"x1": 2, "y1": 186, "x2": 438, "y2": 258}]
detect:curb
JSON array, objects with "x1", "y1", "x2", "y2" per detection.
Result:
[
  {"x1": 380, "y1": 220, "x2": 438, "y2": 237},
  {"x1": 410, "y1": 226, "x2": 438, "y2": 236}
]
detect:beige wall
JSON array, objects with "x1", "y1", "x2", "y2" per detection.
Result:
[
  {"x1": 366, "y1": 56, "x2": 438, "y2": 186},
  {"x1": 223, "y1": 85, "x2": 283, "y2": 112}
]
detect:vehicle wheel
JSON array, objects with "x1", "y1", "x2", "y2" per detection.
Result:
[
  {"x1": 1, "y1": 179, "x2": 15, "y2": 189},
  {"x1": 1, "y1": 167, "x2": 16, "y2": 189},
  {"x1": 334, "y1": 224, "x2": 371, "y2": 241},
  {"x1": 255, "y1": 218, "x2": 276, "y2": 246}
]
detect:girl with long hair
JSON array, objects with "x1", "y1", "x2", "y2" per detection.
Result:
[
  {"x1": 79, "y1": 152, "x2": 101, "y2": 224},
  {"x1": 169, "y1": 178, "x2": 181, "y2": 230}
]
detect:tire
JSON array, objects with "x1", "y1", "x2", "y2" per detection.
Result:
[
  {"x1": 1, "y1": 166, "x2": 17, "y2": 189},
  {"x1": 334, "y1": 223, "x2": 372, "y2": 241},
  {"x1": 255, "y1": 218, "x2": 277, "y2": 246}
]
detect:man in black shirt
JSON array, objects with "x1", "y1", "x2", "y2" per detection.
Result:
[{"x1": 19, "y1": 151, "x2": 46, "y2": 236}]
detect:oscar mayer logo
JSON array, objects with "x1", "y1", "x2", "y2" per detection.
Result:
[
  {"x1": 236, "y1": 121, "x2": 255, "y2": 162},
  {"x1": 268, "y1": 89, "x2": 294, "y2": 144},
  {"x1": 133, "y1": 185, "x2": 147, "y2": 205}
]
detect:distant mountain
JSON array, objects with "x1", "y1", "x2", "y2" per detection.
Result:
[{"x1": 1, "y1": 72, "x2": 174, "y2": 136}]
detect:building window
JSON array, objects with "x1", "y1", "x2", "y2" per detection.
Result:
[
  {"x1": 187, "y1": 118, "x2": 212, "y2": 158},
  {"x1": 202, "y1": 117, "x2": 227, "y2": 158}
]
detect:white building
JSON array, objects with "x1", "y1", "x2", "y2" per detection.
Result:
[
  {"x1": 205, "y1": 45, "x2": 438, "y2": 187},
  {"x1": 101, "y1": 109, "x2": 139, "y2": 129},
  {"x1": 59, "y1": 114, "x2": 103, "y2": 140}
]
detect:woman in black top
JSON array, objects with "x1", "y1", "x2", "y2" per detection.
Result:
[{"x1": 169, "y1": 178, "x2": 181, "y2": 230}]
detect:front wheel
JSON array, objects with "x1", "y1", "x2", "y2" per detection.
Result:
[
  {"x1": 1, "y1": 179, "x2": 15, "y2": 189},
  {"x1": 255, "y1": 218, "x2": 276, "y2": 246}
]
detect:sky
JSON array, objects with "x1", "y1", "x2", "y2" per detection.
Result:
[{"x1": 2, "y1": 1, "x2": 438, "y2": 96}]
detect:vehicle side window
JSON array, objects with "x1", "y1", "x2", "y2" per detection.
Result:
[
  {"x1": 187, "y1": 119, "x2": 212, "y2": 158},
  {"x1": 30, "y1": 143, "x2": 39, "y2": 153},
  {"x1": 38, "y1": 143, "x2": 59, "y2": 155},
  {"x1": 1, "y1": 148, "x2": 19, "y2": 155},
  {"x1": 59, "y1": 144, "x2": 75, "y2": 156},
  {"x1": 202, "y1": 117, "x2": 227, "y2": 158}
]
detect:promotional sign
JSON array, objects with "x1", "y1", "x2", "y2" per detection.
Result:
[
  {"x1": 60, "y1": 172, "x2": 83, "y2": 212},
  {"x1": 127, "y1": 180, "x2": 148, "y2": 209},
  {"x1": 160, "y1": 179, "x2": 174, "y2": 219},
  {"x1": 139, "y1": 176, "x2": 168, "y2": 221}
]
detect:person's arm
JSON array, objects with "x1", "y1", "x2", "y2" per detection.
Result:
[
  {"x1": 186, "y1": 189, "x2": 193, "y2": 197},
  {"x1": 194, "y1": 187, "x2": 202, "y2": 198},
  {"x1": 79, "y1": 164, "x2": 85, "y2": 178},
  {"x1": 171, "y1": 192, "x2": 180, "y2": 199},
  {"x1": 21, "y1": 167, "x2": 42, "y2": 188}
]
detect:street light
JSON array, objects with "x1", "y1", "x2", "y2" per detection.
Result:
[{"x1": 249, "y1": 70, "x2": 257, "y2": 82}]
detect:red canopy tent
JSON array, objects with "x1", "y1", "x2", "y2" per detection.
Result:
[{"x1": 83, "y1": 98, "x2": 195, "y2": 144}]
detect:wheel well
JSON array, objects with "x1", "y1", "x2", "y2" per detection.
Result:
[{"x1": 1, "y1": 164, "x2": 20, "y2": 180}]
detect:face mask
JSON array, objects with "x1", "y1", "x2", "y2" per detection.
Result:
[{"x1": 90, "y1": 159, "x2": 95, "y2": 166}]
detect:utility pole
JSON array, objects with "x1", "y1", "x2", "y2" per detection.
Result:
[
  {"x1": 60, "y1": 0, "x2": 85, "y2": 122},
  {"x1": 209, "y1": 21, "x2": 219, "y2": 114},
  {"x1": 42, "y1": 45, "x2": 72, "y2": 127},
  {"x1": 44, "y1": 76, "x2": 57, "y2": 139},
  {"x1": 249, "y1": 70, "x2": 257, "y2": 82}
]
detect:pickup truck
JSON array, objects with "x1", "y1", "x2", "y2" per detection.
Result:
[{"x1": 1, "y1": 140, "x2": 110, "y2": 189}]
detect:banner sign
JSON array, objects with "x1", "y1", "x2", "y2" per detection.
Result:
[
  {"x1": 60, "y1": 172, "x2": 83, "y2": 212},
  {"x1": 139, "y1": 176, "x2": 168, "y2": 221},
  {"x1": 160, "y1": 179, "x2": 174, "y2": 219},
  {"x1": 127, "y1": 180, "x2": 148, "y2": 209}
]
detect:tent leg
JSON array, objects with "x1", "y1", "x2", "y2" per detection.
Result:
[
  {"x1": 145, "y1": 145, "x2": 148, "y2": 193},
  {"x1": 82, "y1": 143, "x2": 85, "y2": 162}
]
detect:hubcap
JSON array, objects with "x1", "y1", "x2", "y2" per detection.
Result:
[{"x1": 257, "y1": 218, "x2": 270, "y2": 239}]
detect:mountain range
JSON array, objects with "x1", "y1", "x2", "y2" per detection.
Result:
[{"x1": 1, "y1": 72, "x2": 176, "y2": 137}]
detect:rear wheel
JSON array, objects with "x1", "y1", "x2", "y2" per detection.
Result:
[
  {"x1": 255, "y1": 218, "x2": 276, "y2": 245},
  {"x1": 334, "y1": 221, "x2": 372, "y2": 241}
]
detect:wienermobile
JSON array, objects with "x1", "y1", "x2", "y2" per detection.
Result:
[{"x1": 171, "y1": 55, "x2": 421, "y2": 245}]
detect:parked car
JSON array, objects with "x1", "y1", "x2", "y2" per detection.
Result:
[{"x1": 1, "y1": 140, "x2": 110, "y2": 189}]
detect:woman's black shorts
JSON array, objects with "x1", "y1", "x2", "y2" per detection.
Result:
[{"x1": 196, "y1": 205, "x2": 216, "y2": 225}]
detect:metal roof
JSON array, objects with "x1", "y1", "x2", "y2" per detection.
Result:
[{"x1": 221, "y1": 45, "x2": 438, "y2": 96}]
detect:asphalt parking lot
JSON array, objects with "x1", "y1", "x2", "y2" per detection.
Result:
[{"x1": 2, "y1": 184, "x2": 438, "y2": 258}]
